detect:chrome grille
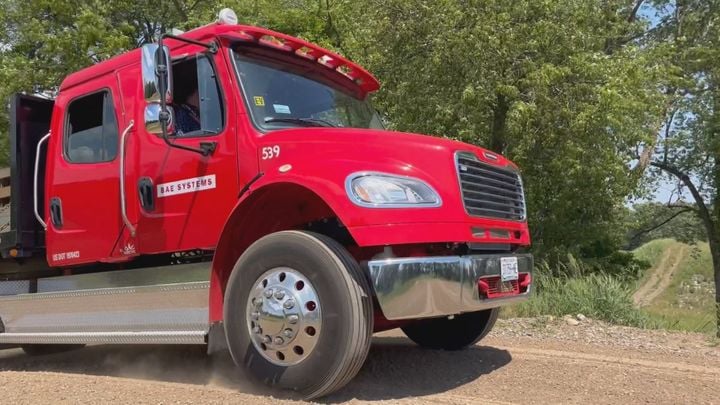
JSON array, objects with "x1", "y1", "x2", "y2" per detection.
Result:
[{"x1": 456, "y1": 152, "x2": 526, "y2": 221}]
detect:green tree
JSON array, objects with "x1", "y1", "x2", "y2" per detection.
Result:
[
  {"x1": 0, "y1": 0, "x2": 342, "y2": 167},
  {"x1": 336, "y1": 0, "x2": 667, "y2": 259},
  {"x1": 0, "y1": 0, "x2": 224, "y2": 166},
  {"x1": 638, "y1": 0, "x2": 720, "y2": 336},
  {"x1": 0, "y1": 1, "x2": 678, "y2": 278},
  {"x1": 624, "y1": 202, "x2": 706, "y2": 249}
]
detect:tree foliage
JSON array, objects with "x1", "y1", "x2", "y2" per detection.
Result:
[
  {"x1": 636, "y1": 0, "x2": 720, "y2": 336},
  {"x1": 336, "y1": 1, "x2": 667, "y2": 258},
  {"x1": 0, "y1": 0, "x2": 682, "y2": 266},
  {"x1": 624, "y1": 202, "x2": 706, "y2": 250}
]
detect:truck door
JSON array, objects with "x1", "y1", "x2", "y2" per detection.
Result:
[
  {"x1": 45, "y1": 79, "x2": 129, "y2": 266},
  {"x1": 118, "y1": 48, "x2": 242, "y2": 255}
]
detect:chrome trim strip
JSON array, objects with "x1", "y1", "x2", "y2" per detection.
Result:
[
  {"x1": 344, "y1": 171, "x2": 443, "y2": 209},
  {"x1": 0, "y1": 331, "x2": 206, "y2": 345},
  {"x1": 36, "y1": 262, "x2": 210, "y2": 292},
  {"x1": 367, "y1": 254, "x2": 533, "y2": 320},
  {"x1": 33, "y1": 132, "x2": 50, "y2": 230},
  {"x1": 119, "y1": 120, "x2": 136, "y2": 237}
]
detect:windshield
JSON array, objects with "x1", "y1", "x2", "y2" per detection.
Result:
[{"x1": 232, "y1": 49, "x2": 384, "y2": 131}]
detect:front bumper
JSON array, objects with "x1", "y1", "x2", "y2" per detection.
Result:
[{"x1": 366, "y1": 254, "x2": 533, "y2": 320}]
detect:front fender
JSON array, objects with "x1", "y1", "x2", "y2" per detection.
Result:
[{"x1": 208, "y1": 174, "x2": 345, "y2": 322}]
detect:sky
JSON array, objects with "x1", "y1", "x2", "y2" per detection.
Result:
[{"x1": 632, "y1": 2, "x2": 693, "y2": 206}]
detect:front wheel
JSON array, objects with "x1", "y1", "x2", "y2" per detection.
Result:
[
  {"x1": 401, "y1": 308, "x2": 499, "y2": 351},
  {"x1": 224, "y1": 231, "x2": 373, "y2": 400}
]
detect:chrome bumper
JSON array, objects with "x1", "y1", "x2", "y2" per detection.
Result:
[{"x1": 366, "y1": 254, "x2": 533, "y2": 320}]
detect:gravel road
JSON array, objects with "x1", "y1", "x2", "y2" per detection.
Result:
[{"x1": 1, "y1": 317, "x2": 718, "y2": 404}]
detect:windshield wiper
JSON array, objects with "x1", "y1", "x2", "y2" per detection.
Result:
[{"x1": 264, "y1": 117, "x2": 337, "y2": 128}]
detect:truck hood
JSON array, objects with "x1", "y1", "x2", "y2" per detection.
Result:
[
  {"x1": 255, "y1": 127, "x2": 521, "y2": 227},
  {"x1": 258, "y1": 127, "x2": 516, "y2": 170}
]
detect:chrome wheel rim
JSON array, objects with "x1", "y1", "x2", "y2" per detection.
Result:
[{"x1": 246, "y1": 267, "x2": 321, "y2": 366}]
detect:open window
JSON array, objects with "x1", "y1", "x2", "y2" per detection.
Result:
[
  {"x1": 65, "y1": 91, "x2": 119, "y2": 164},
  {"x1": 171, "y1": 54, "x2": 224, "y2": 137}
]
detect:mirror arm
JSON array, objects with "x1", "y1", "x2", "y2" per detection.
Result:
[
  {"x1": 156, "y1": 36, "x2": 216, "y2": 157},
  {"x1": 161, "y1": 33, "x2": 218, "y2": 54}
]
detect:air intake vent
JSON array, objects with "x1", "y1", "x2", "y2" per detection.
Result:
[{"x1": 456, "y1": 152, "x2": 526, "y2": 221}]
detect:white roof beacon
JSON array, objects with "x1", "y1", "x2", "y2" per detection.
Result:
[{"x1": 217, "y1": 8, "x2": 238, "y2": 25}]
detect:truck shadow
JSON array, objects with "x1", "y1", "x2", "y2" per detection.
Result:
[
  {"x1": 326, "y1": 336, "x2": 512, "y2": 402},
  {"x1": 0, "y1": 336, "x2": 511, "y2": 401}
]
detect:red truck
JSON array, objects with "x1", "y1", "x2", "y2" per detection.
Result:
[{"x1": 0, "y1": 9, "x2": 532, "y2": 399}]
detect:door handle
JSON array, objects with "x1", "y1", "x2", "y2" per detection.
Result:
[
  {"x1": 138, "y1": 178, "x2": 155, "y2": 212},
  {"x1": 49, "y1": 197, "x2": 63, "y2": 228}
]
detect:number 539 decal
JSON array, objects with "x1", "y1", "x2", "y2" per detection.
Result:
[{"x1": 262, "y1": 145, "x2": 281, "y2": 160}]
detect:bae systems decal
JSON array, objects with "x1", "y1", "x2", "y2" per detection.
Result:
[{"x1": 157, "y1": 175, "x2": 216, "y2": 198}]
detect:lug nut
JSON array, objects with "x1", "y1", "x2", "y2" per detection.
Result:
[
  {"x1": 264, "y1": 289, "x2": 274, "y2": 298},
  {"x1": 274, "y1": 337, "x2": 284, "y2": 345},
  {"x1": 274, "y1": 290, "x2": 285, "y2": 300},
  {"x1": 283, "y1": 299, "x2": 295, "y2": 309},
  {"x1": 262, "y1": 335, "x2": 271, "y2": 344},
  {"x1": 283, "y1": 329, "x2": 293, "y2": 338},
  {"x1": 253, "y1": 326, "x2": 262, "y2": 334},
  {"x1": 288, "y1": 315, "x2": 299, "y2": 324}
]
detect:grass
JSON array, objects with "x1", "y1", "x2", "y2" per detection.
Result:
[
  {"x1": 503, "y1": 239, "x2": 717, "y2": 335},
  {"x1": 633, "y1": 238, "x2": 676, "y2": 268},
  {"x1": 632, "y1": 238, "x2": 676, "y2": 287},
  {"x1": 503, "y1": 266, "x2": 651, "y2": 328},
  {"x1": 637, "y1": 240, "x2": 717, "y2": 334}
]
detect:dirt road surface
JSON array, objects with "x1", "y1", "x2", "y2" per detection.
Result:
[
  {"x1": 0, "y1": 318, "x2": 718, "y2": 404},
  {"x1": 633, "y1": 244, "x2": 688, "y2": 307}
]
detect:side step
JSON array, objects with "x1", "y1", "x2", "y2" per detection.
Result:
[{"x1": 0, "y1": 264, "x2": 211, "y2": 345}]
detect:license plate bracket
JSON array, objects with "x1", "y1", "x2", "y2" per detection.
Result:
[{"x1": 500, "y1": 257, "x2": 519, "y2": 282}]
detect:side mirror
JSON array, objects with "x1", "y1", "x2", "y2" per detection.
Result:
[
  {"x1": 144, "y1": 104, "x2": 175, "y2": 135},
  {"x1": 141, "y1": 44, "x2": 173, "y2": 103}
]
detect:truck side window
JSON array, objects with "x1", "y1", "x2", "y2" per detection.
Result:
[
  {"x1": 65, "y1": 91, "x2": 119, "y2": 163},
  {"x1": 172, "y1": 55, "x2": 224, "y2": 137}
]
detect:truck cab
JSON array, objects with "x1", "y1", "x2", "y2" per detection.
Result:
[{"x1": 0, "y1": 9, "x2": 532, "y2": 400}]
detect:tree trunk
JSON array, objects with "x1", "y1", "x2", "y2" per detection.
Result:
[
  {"x1": 489, "y1": 93, "x2": 508, "y2": 154},
  {"x1": 650, "y1": 161, "x2": 720, "y2": 337},
  {"x1": 710, "y1": 236, "x2": 720, "y2": 338}
]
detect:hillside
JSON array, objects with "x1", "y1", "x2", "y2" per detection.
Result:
[{"x1": 633, "y1": 239, "x2": 716, "y2": 333}]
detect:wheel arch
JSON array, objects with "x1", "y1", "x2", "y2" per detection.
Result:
[{"x1": 209, "y1": 180, "x2": 354, "y2": 322}]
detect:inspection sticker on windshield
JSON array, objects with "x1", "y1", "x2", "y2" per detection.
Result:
[
  {"x1": 500, "y1": 257, "x2": 519, "y2": 281},
  {"x1": 273, "y1": 104, "x2": 291, "y2": 114},
  {"x1": 157, "y1": 175, "x2": 216, "y2": 198},
  {"x1": 253, "y1": 96, "x2": 265, "y2": 106}
]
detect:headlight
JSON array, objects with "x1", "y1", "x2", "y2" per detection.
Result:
[{"x1": 346, "y1": 172, "x2": 442, "y2": 207}]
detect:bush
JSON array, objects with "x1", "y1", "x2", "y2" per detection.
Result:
[{"x1": 507, "y1": 266, "x2": 650, "y2": 327}]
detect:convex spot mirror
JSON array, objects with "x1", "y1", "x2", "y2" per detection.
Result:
[{"x1": 144, "y1": 104, "x2": 175, "y2": 135}]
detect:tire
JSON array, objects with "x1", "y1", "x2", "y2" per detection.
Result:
[
  {"x1": 21, "y1": 344, "x2": 85, "y2": 356},
  {"x1": 224, "y1": 230, "x2": 373, "y2": 399},
  {"x1": 401, "y1": 308, "x2": 499, "y2": 351}
]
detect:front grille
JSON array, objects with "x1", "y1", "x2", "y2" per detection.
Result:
[{"x1": 456, "y1": 152, "x2": 526, "y2": 221}]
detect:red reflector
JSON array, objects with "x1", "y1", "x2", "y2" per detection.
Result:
[
  {"x1": 477, "y1": 273, "x2": 531, "y2": 299},
  {"x1": 519, "y1": 272, "x2": 532, "y2": 288}
]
